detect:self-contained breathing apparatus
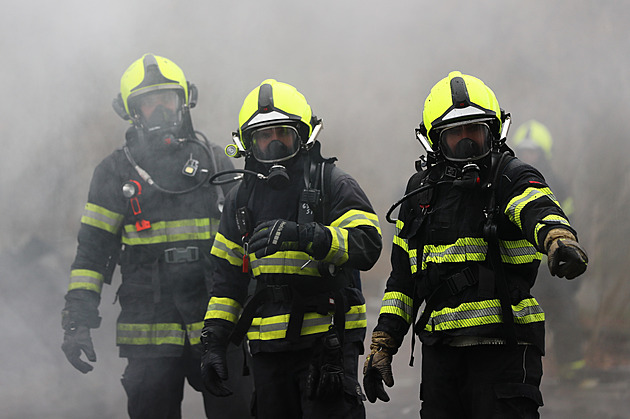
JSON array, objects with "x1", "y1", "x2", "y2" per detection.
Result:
[
  {"x1": 208, "y1": 120, "x2": 353, "y2": 399},
  {"x1": 108, "y1": 85, "x2": 225, "y2": 287},
  {"x1": 386, "y1": 113, "x2": 522, "y2": 363}
]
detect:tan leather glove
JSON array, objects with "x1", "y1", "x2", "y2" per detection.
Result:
[
  {"x1": 362, "y1": 331, "x2": 398, "y2": 403},
  {"x1": 545, "y1": 228, "x2": 588, "y2": 279}
]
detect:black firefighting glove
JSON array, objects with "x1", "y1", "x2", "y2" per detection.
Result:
[
  {"x1": 200, "y1": 323, "x2": 233, "y2": 397},
  {"x1": 545, "y1": 228, "x2": 589, "y2": 280},
  {"x1": 61, "y1": 308, "x2": 99, "y2": 374},
  {"x1": 62, "y1": 325, "x2": 96, "y2": 374},
  {"x1": 306, "y1": 327, "x2": 345, "y2": 400},
  {"x1": 248, "y1": 219, "x2": 319, "y2": 259},
  {"x1": 363, "y1": 331, "x2": 398, "y2": 403}
]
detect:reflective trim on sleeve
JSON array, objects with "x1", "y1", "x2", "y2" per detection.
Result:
[
  {"x1": 324, "y1": 226, "x2": 349, "y2": 265},
  {"x1": 379, "y1": 291, "x2": 414, "y2": 324},
  {"x1": 393, "y1": 220, "x2": 408, "y2": 252},
  {"x1": 204, "y1": 297, "x2": 243, "y2": 324},
  {"x1": 322, "y1": 209, "x2": 382, "y2": 265},
  {"x1": 246, "y1": 304, "x2": 367, "y2": 341},
  {"x1": 68, "y1": 269, "x2": 104, "y2": 294},
  {"x1": 122, "y1": 218, "x2": 213, "y2": 245},
  {"x1": 331, "y1": 209, "x2": 382, "y2": 235},
  {"x1": 211, "y1": 232, "x2": 245, "y2": 267},
  {"x1": 505, "y1": 187, "x2": 559, "y2": 230},
  {"x1": 81, "y1": 203, "x2": 124, "y2": 234},
  {"x1": 116, "y1": 323, "x2": 187, "y2": 346},
  {"x1": 422, "y1": 298, "x2": 545, "y2": 332},
  {"x1": 499, "y1": 239, "x2": 542, "y2": 264},
  {"x1": 393, "y1": 219, "x2": 419, "y2": 274},
  {"x1": 534, "y1": 214, "x2": 572, "y2": 248}
]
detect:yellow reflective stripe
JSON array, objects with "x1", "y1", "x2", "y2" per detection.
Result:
[
  {"x1": 122, "y1": 218, "x2": 212, "y2": 245},
  {"x1": 116, "y1": 323, "x2": 187, "y2": 346},
  {"x1": 423, "y1": 298, "x2": 544, "y2": 332},
  {"x1": 68, "y1": 269, "x2": 104, "y2": 293},
  {"x1": 324, "y1": 226, "x2": 349, "y2": 265},
  {"x1": 246, "y1": 304, "x2": 366, "y2": 341},
  {"x1": 534, "y1": 214, "x2": 572, "y2": 247},
  {"x1": 81, "y1": 203, "x2": 124, "y2": 234},
  {"x1": 205, "y1": 297, "x2": 243, "y2": 323},
  {"x1": 186, "y1": 321, "x2": 204, "y2": 345},
  {"x1": 331, "y1": 209, "x2": 381, "y2": 235},
  {"x1": 499, "y1": 239, "x2": 542, "y2": 264},
  {"x1": 250, "y1": 251, "x2": 321, "y2": 276},
  {"x1": 422, "y1": 237, "x2": 487, "y2": 270},
  {"x1": 211, "y1": 232, "x2": 244, "y2": 266},
  {"x1": 505, "y1": 187, "x2": 558, "y2": 230},
  {"x1": 393, "y1": 219, "x2": 408, "y2": 252},
  {"x1": 323, "y1": 209, "x2": 381, "y2": 264},
  {"x1": 379, "y1": 291, "x2": 414, "y2": 324},
  {"x1": 393, "y1": 219, "x2": 418, "y2": 273}
]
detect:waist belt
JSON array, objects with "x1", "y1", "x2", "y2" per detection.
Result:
[
  {"x1": 164, "y1": 246, "x2": 199, "y2": 263},
  {"x1": 414, "y1": 265, "x2": 495, "y2": 335},
  {"x1": 230, "y1": 271, "x2": 353, "y2": 346}
]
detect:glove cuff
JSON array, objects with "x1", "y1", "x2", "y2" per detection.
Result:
[
  {"x1": 61, "y1": 309, "x2": 101, "y2": 330},
  {"x1": 201, "y1": 319, "x2": 233, "y2": 348},
  {"x1": 544, "y1": 228, "x2": 577, "y2": 254},
  {"x1": 370, "y1": 331, "x2": 399, "y2": 355}
]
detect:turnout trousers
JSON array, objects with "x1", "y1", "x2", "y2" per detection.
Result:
[
  {"x1": 121, "y1": 343, "x2": 253, "y2": 419},
  {"x1": 251, "y1": 341, "x2": 365, "y2": 419},
  {"x1": 420, "y1": 343, "x2": 543, "y2": 419}
]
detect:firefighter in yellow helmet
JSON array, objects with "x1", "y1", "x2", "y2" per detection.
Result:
[
  {"x1": 513, "y1": 120, "x2": 586, "y2": 383},
  {"x1": 61, "y1": 54, "x2": 253, "y2": 418},
  {"x1": 363, "y1": 72, "x2": 588, "y2": 417},
  {"x1": 200, "y1": 79, "x2": 382, "y2": 418}
]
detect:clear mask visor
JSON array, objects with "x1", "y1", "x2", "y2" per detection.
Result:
[
  {"x1": 129, "y1": 89, "x2": 183, "y2": 132},
  {"x1": 439, "y1": 122, "x2": 491, "y2": 162},
  {"x1": 251, "y1": 125, "x2": 301, "y2": 163}
]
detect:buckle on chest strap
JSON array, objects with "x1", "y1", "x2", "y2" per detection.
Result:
[{"x1": 164, "y1": 246, "x2": 200, "y2": 263}]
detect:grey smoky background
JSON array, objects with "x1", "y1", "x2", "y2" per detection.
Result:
[{"x1": 1, "y1": 1, "x2": 628, "y2": 417}]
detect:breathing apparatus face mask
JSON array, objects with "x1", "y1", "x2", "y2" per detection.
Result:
[
  {"x1": 129, "y1": 89, "x2": 184, "y2": 144},
  {"x1": 248, "y1": 125, "x2": 302, "y2": 190},
  {"x1": 439, "y1": 122, "x2": 491, "y2": 162},
  {"x1": 251, "y1": 125, "x2": 301, "y2": 164}
]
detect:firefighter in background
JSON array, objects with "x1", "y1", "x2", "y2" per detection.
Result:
[
  {"x1": 363, "y1": 71, "x2": 588, "y2": 418},
  {"x1": 61, "y1": 54, "x2": 253, "y2": 419},
  {"x1": 512, "y1": 120, "x2": 586, "y2": 383},
  {"x1": 200, "y1": 79, "x2": 382, "y2": 418}
]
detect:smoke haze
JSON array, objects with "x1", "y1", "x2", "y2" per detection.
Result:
[{"x1": 1, "y1": 1, "x2": 629, "y2": 417}]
